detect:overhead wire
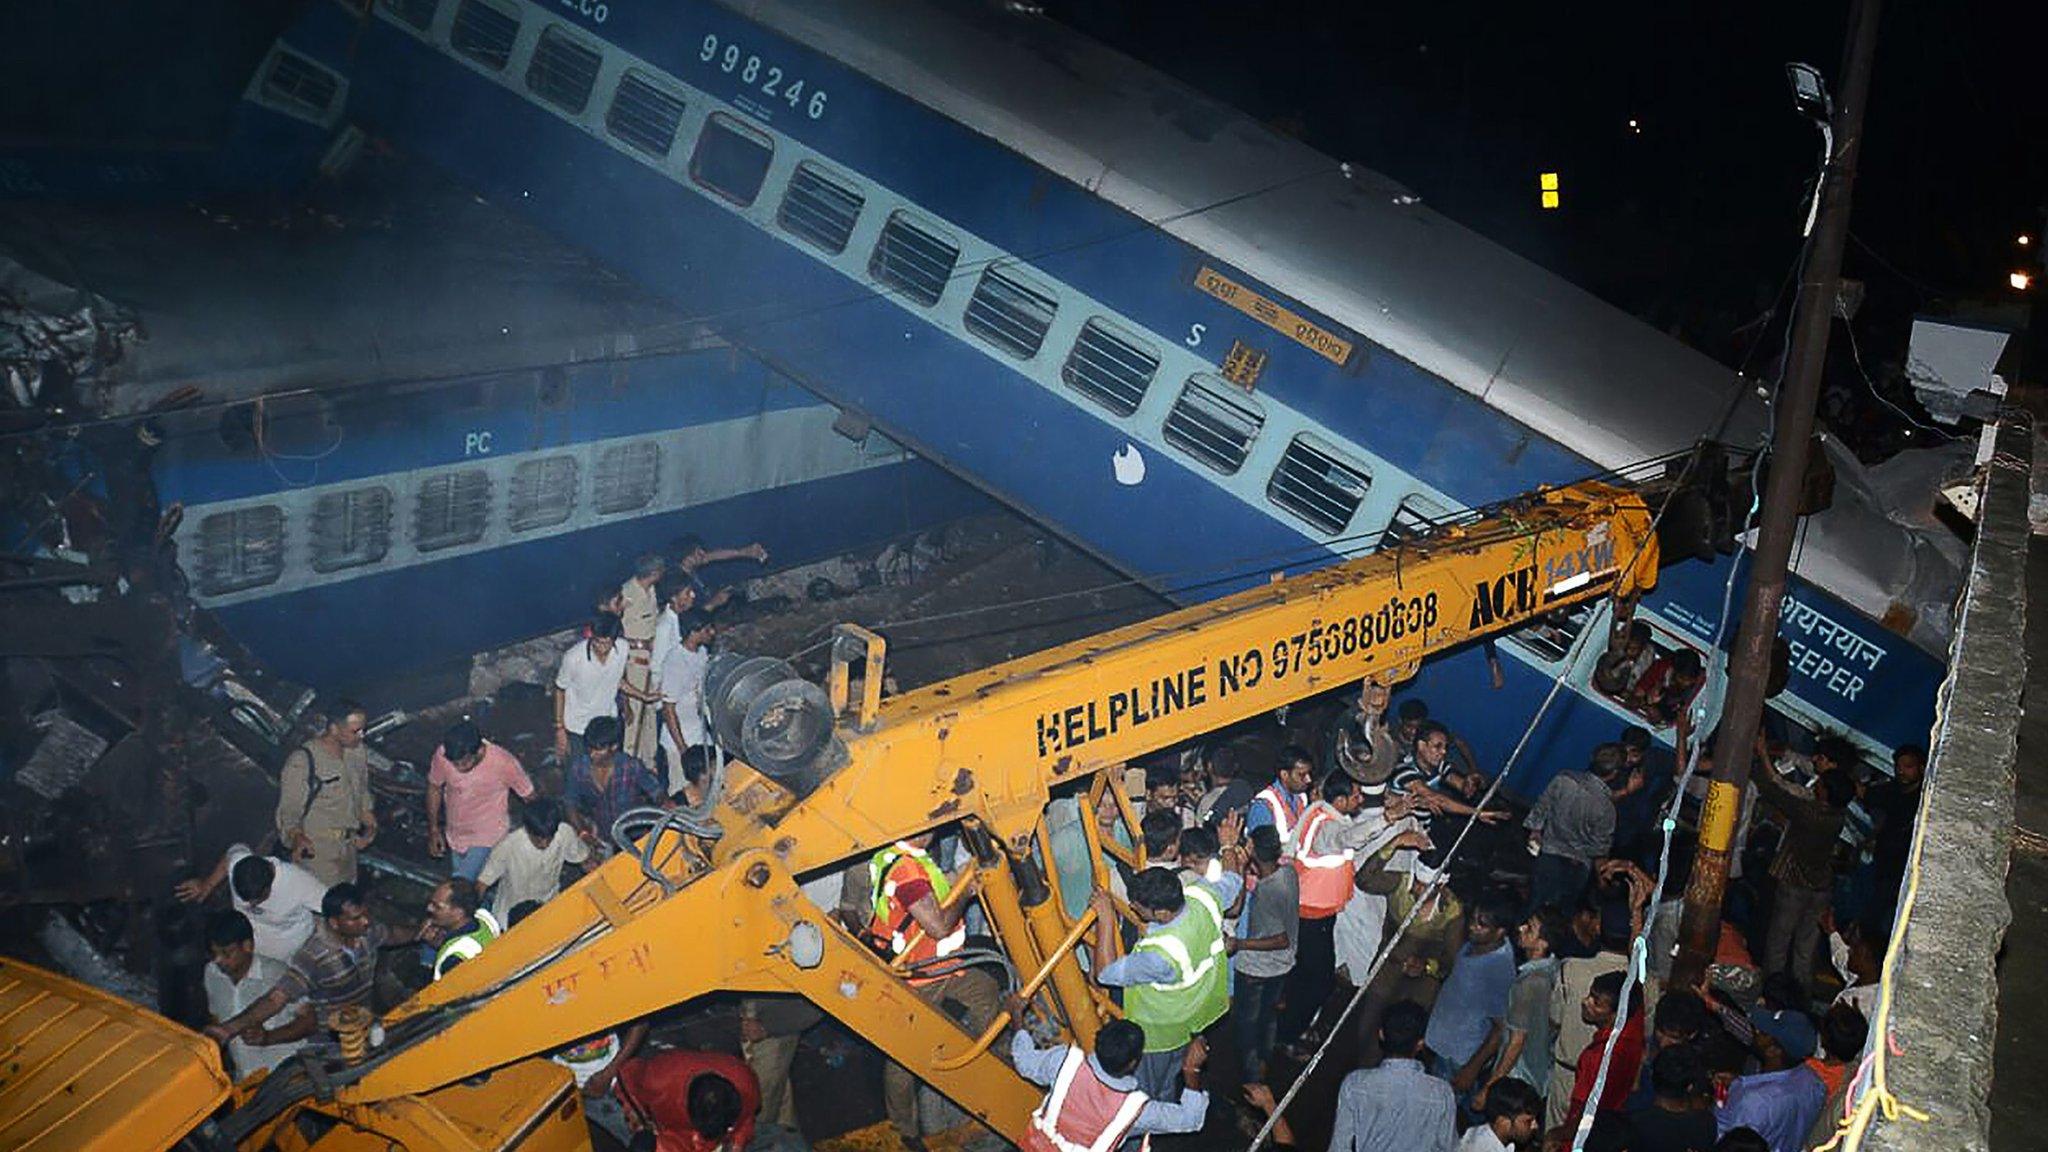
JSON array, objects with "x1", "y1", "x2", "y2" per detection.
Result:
[
  {"x1": 1566, "y1": 448, "x2": 1761, "y2": 1151},
  {"x1": 1244, "y1": 403, "x2": 1746, "y2": 1151},
  {"x1": 773, "y1": 446, "x2": 1705, "y2": 663},
  {"x1": 1241, "y1": 213, "x2": 1822, "y2": 1147},
  {"x1": 1840, "y1": 322, "x2": 1954, "y2": 440},
  {"x1": 1556, "y1": 208, "x2": 1824, "y2": 1147}
]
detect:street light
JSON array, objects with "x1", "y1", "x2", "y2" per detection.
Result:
[
  {"x1": 2013, "y1": 271, "x2": 2035, "y2": 291},
  {"x1": 1785, "y1": 63, "x2": 1833, "y2": 236}
]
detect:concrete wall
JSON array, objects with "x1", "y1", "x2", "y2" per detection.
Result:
[{"x1": 1861, "y1": 419, "x2": 2031, "y2": 1152}]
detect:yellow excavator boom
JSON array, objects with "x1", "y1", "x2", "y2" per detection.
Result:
[
  {"x1": 0, "y1": 478, "x2": 1665, "y2": 1152},
  {"x1": 337, "y1": 480, "x2": 1660, "y2": 1144}
]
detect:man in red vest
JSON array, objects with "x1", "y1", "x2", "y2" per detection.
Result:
[{"x1": 1010, "y1": 1013, "x2": 1210, "y2": 1152}]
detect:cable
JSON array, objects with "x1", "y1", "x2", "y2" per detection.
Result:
[
  {"x1": 251, "y1": 393, "x2": 348, "y2": 489},
  {"x1": 771, "y1": 446, "x2": 1704, "y2": 663},
  {"x1": 1840, "y1": 322, "x2": 1955, "y2": 440},
  {"x1": 1807, "y1": 418, "x2": 2033, "y2": 1148},
  {"x1": 1246, "y1": 593, "x2": 1608, "y2": 1151},
  {"x1": 1245, "y1": 425, "x2": 1736, "y2": 1151},
  {"x1": 1846, "y1": 232, "x2": 1963, "y2": 300},
  {"x1": 1565, "y1": 451, "x2": 1760, "y2": 1152}
]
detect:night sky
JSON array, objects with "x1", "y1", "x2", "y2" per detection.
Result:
[
  {"x1": 1048, "y1": 0, "x2": 2045, "y2": 443},
  {"x1": 3, "y1": 0, "x2": 2037, "y2": 452}
]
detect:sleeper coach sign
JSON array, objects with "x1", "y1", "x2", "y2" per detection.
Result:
[{"x1": 1777, "y1": 592, "x2": 1886, "y2": 703}]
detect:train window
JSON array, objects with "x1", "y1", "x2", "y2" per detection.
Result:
[
  {"x1": 1163, "y1": 375, "x2": 1263, "y2": 475},
  {"x1": 196, "y1": 506, "x2": 285, "y2": 596},
  {"x1": 1268, "y1": 433, "x2": 1371, "y2": 534},
  {"x1": 509, "y1": 455, "x2": 579, "y2": 532},
  {"x1": 309, "y1": 487, "x2": 393, "y2": 573},
  {"x1": 1509, "y1": 603, "x2": 1595, "y2": 665},
  {"x1": 593, "y1": 441, "x2": 662, "y2": 514},
  {"x1": 1591, "y1": 618, "x2": 1708, "y2": 728},
  {"x1": 1061, "y1": 318, "x2": 1159, "y2": 417},
  {"x1": 689, "y1": 113, "x2": 773, "y2": 207},
  {"x1": 606, "y1": 71, "x2": 686, "y2": 158},
  {"x1": 450, "y1": 0, "x2": 520, "y2": 72},
  {"x1": 260, "y1": 50, "x2": 342, "y2": 121},
  {"x1": 1383, "y1": 493, "x2": 1453, "y2": 544},
  {"x1": 777, "y1": 163, "x2": 865, "y2": 255},
  {"x1": 413, "y1": 470, "x2": 492, "y2": 553},
  {"x1": 964, "y1": 263, "x2": 1059, "y2": 360},
  {"x1": 383, "y1": 0, "x2": 440, "y2": 31},
  {"x1": 869, "y1": 211, "x2": 959, "y2": 308},
  {"x1": 525, "y1": 25, "x2": 602, "y2": 114}
]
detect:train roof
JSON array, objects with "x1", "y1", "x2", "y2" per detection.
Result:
[
  {"x1": 0, "y1": 158, "x2": 710, "y2": 415},
  {"x1": 738, "y1": 0, "x2": 1772, "y2": 470},
  {"x1": 735, "y1": 0, "x2": 1965, "y2": 652}
]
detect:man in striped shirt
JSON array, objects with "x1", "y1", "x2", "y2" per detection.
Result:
[{"x1": 205, "y1": 882, "x2": 388, "y2": 1043}]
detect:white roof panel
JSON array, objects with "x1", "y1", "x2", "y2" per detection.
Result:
[{"x1": 734, "y1": 0, "x2": 1770, "y2": 469}]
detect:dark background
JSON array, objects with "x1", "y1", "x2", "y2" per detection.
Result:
[
  {"x1": 1046, "y1": 0, "x2": 2045, "y2": 451},
  {"x1": 1, "y1": 1, "x2": 2038, "y2": 454}
]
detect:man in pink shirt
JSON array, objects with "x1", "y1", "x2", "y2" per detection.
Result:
[{"x1": 428, "y1": 720, "x2": 535, "y2": 881}]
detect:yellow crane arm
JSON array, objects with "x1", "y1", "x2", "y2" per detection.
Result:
[{"x1": 341, "y1": 480, "x2": 1660, "y2": 1139}]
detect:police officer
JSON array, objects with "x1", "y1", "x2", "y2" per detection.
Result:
[{"x1": 276, "y1": 701, "x2": 377, "y2": 887}]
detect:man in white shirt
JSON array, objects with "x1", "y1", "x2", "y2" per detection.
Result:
[
  {"x1": 1332, "y1": 794, "x2": 1427, "y2": 988},
  {"x1": 554, "y1": 614, "x2": 626, "y2": 763},
  {"x1": 476, "y1": 798, "x2": 591, "y2": 923},
  {"x1": 657, "y1": 607, "x2": 717, "y2": 793},
  {"x1": 176, "y1": 844, "x2": 328, "y2": 963},
  {"x1": 203, "y1": 910, "x2": 311, "y2": 1079},
  {"x1": 1458, "y1": 1077, "x2": 1543, "y2": 1151}
]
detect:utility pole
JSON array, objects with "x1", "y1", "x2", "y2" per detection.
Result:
[{"x1": 1671, "y1": 0, "x2": 1884, "y2": 989}]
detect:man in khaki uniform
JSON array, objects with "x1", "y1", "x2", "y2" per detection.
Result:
[
  {"x1": 616, "y1": 553, "x2": 666, "y2": 765},
  {"x1": 277, "y1": 701, "x2": 377, "y2": 886}
]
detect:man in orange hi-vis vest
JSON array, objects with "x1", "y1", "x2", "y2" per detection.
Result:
[
  {"x1": 1278, "y1": 772, "x2": 1375, "y2": 1052},
  {"x1": 867, "y1": 832, "x2": 1001, "y2": 1151}
]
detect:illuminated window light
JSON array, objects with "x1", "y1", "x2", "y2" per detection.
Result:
[
  {"x1": 1541, "y1": 190, "x2": 1561, "y2": 210},
  {"x1": 1539, "y1": 172, "x2": 1560, "y2": 191}
]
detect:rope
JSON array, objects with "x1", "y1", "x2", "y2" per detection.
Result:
[
  {"x1": 1805, "y1": 430, "x2": 2018, "y2": 1149},
  {"x1": 1566, "y1": 450, "x2": 1760, "y2": 1150}
]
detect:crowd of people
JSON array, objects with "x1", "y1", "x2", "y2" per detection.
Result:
[
  {"x1": 176, "y1": 538, "x2": 779, "y2": 1152},
  {"x1": 996, "y1": 650, "x2": 1921, "y2": 1152},
  {"x1": 170, "y1": 550, "x2": 1925, "y2": 1152}
]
